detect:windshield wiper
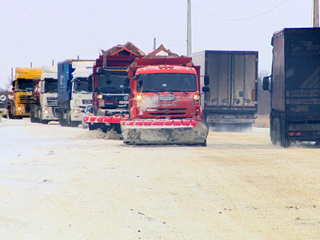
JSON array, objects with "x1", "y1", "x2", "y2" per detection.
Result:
[
  {"x1": 170, "y1": 89, "x2": 189, "y2": 95},
  {"x1": 100, "y1": 87, "x2": 121, "y2": 93},
  {"x1": 144, "y1": 89, "x2": 173, "y2": 94}
]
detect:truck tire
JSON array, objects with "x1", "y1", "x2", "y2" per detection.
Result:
[
  {"x1": 88, "y1": 123, "x2": 96, "y2": 131},
  {"x1": 71, "y1": 121, "x2": 80, "y2": 127},
  {"x1": 30, "y1": 113, "x2": 36, "y2": 123},
  {"x1": 270, "y1": 117, "x2": 277, "y2": 145},
  {"x1": 240, "y1": 123, "x2": 252, "y2": 131},
  {"x1": 280, "y1": 119, "x2": 290, "y2": 148},
  {"x1": 59, "y1": 111, "x2": 68, "y2": 127},
  {"x1": 270, "y1": 119, "x2": 275, "y2": 145},
  {"x1": 8, "y1": 108, "x2": 13, "y2": 119},
  {"x1": 41, "y1": 120, "x2": 49, "y2": 124},
  {"x1": 37, "y1": 109, "x2": 42, "y2": 123}
]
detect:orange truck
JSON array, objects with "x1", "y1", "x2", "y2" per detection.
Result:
[
  {"x1": 120, "y1": 45, "x2": 209, "y2": 145},
  {"x1": 8, "y1": 67, "x2": 42, "y2": 118}
]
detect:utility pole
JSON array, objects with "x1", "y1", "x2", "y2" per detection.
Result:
[
  {"x1": 314, "y1": 0, "x2": 319, "y2": 27},
  {"x1": 187, "y1": 0, "x2": 192, "y2": 57}
]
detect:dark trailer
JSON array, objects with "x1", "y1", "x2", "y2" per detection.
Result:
[{"x1": 263, "y1": 28, "x2": 320, "y2": 147}]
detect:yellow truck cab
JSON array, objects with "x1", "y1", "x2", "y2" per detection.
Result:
[{"x1": 8, "y1": 67, "x2": 42, "y2": 118}]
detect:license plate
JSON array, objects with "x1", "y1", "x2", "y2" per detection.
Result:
[{"x1": 159, "y1": 95, "x2": 175, "y2": 101}]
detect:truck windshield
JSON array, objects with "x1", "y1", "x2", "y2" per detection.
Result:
[
  {"x1": 98, "y1": 74, "x2": 128, "y2": 93},
  {"x1": 286, "y1": 37, "x2": 320, "y2": 90},
  {"x1": 136, "y1": 73, "x2": 197, "y2": 93},
  {"x1": 16, "y1": 79, "x2": 33, "y2": 91},
  {"x1": 44, "y1": 79, "x2": 58, "y2": 93},
  {"x1": 73, "y1": 78, "x2": 90, "y2": 92}
]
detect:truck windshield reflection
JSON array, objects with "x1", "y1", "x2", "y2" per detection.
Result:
[
  {"x1": 98, "y1": 74, "x2": 128, "y2": 93},
  {"x1": 136, "y1": 73, "x2": 196, "y2": 93}
]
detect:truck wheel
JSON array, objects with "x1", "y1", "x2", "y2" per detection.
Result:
[
  {"x1": 30, "y1": 114, "x2": 35, "y2": 123},
  {"x1": 270, "y1": 118, "x2": 277, "y2": 145},
  {"x1": 67, "y1": 113, "x2": 72, "y2": 127},
  {"x1": 88, "y1": 123, "x2": 95, "y2": 131},
  {"x1": 280, "y1": 119, "x2": 290, "y2": 148},
  {"x1": 240, "y1": 123, "x2": 252, "y2": 131},
  {"x1": 71, "y1": 121, "x2": 79, "y2": 127},
  {"x1": 8, "y1": 106, "x2": 15, "y2": 119},
  {"x1": 60, "y1": 119, "x2": 66, "y2": 126},
  {"x1": 37, "y1": 110, "x2": 42, "y2": 123},
  {"x1": 59, "y1": 113, "x2": 67, "y2": 127}
]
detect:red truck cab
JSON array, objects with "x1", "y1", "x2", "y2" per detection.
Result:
[{"x1": 129, "y1": 65, "x2": 202, "y2": 121}]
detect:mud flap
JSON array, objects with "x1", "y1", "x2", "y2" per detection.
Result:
[{"x1": 121, "y1": 120, "x2": 209, "y2": 146}]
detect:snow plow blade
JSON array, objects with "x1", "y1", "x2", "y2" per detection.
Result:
[{"x1": 121, "y1": 119, "x2": 209, "y2": 146}]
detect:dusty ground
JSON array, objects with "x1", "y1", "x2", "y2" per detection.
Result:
[{"x1": 1, "y1": 118, "x2": 320, "y2": 240}]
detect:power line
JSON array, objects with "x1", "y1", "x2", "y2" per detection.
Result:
[
  {"x1": 167, "y1": 41, "x2": 186, "y2": 48},
  {"x1": 192, "y1": 0, "x2": 289, "y2": 21}
]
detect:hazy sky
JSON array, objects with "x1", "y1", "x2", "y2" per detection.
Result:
[{"x1": 0, "y1": 0, "x2": 315, "y2": 89}]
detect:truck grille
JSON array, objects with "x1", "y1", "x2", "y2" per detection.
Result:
[
  {"x1": 82, "y1": 99, "x2": 92, "y2": 104},
  {"x1": 47, "y1": 97, "x2": 57, "y2": 106},
  {"x1": 19, "y1": 95, "x2": 33, "y2": 104},
  {"x1": 104, "y1": 95, "x2": 127, "y2": 101},
  {"x1": 148, "y1": 108, "x2": 187, "y2": 116}
]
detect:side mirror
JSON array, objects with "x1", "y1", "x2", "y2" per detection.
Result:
[
  {"x1": 204, "y1": 76, "x2": 210, "y2": 85},
  {"x1": 137, "y1": 80, "x2": 143, "y2": 88},
  {"x1": 202, "y1": 86, "x2": 210, "y2": 93},
  {"x1": 132, "y1": 74, "x2": 140, "y2": 81},
  {"x1": 263, "y1": 76, "x2": 270, "y2": 91}
]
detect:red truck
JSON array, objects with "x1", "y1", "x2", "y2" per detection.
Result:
[
  {"x1": 120, "y1": 45, "x2": 209, "y2": 145},
  {"x1": 84, "y1": 42, "x2": 145, "y2": 134}
]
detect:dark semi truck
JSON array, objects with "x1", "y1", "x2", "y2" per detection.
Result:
[{"x1": 263, "y1": 28, "x2": 320, "y2": 147}]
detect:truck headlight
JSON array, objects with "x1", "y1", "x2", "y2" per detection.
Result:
[
  {"x1": 135, "y1": 94, "x2": 142, "y2": 102},
  {"x1": 73, "y1": 109, "x2": 80, "y2": 114},
  {"x1": 193, "y1": 94, "x2": 200, "y2": 101}
]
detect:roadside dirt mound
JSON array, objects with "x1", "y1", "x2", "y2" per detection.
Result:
[{"x1": 73, "y1": 129, "x2": 121, "y2": 140}]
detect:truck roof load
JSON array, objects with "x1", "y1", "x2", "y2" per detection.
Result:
[{"x1": 104, "y1": 42, "x2": 145, "y2": 57}]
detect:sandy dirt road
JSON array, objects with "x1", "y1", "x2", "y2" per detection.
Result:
[{"x1": 1, "y1": 118, "x2": 320, "y2": 240}]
